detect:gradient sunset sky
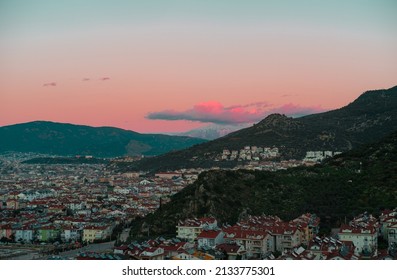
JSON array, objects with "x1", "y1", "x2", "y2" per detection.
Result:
[{"x1": 1, "y1": 0, "x2": 396, "y2": 133}]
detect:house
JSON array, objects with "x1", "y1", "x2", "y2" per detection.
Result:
[
  {"x1": 338, "y1": 224, "x2": 378, "y2": 256},
  {"x1": 138, "y1": 179, "x2": 153, "y2": 186},
  {"x1": 269, "y1": 226, "x2": 302, "y2": 252},
  {"x1": 325, "y1": 241, "x2": 357, "y2": 260},
  {"x1": 125, "y1": 243, "x2": 144, "y2": 259},
  {"x1": 6, "y1": 199, "x2": 19, "y2": 210},
  {"x1": 67, "y1": 200, "x2": 85, "y2": 211},
  {"x1": 61, "y1": 226, "x2": 81, "y2": 242},
  {"x1": 379, "y1": 208, "x2": 397, "y2": 244},
  {"x1": 278, "y1": 246, "x2": 316, "y2": 260},
  {"x1": 36, "y1": 226, "x2": 61, "y2": 242},
  {"x1": 113, "y1": 186, "x2": 130, "y2": 195},
  {"x1": 290, "y1": 213, "x2": 320, "y2": 245},
  {"x1": 308, "y1": 236, "x2": 356, "y2": 260},
  {"x1": 155, "y1": 172, "x2": 182, "y2": 179},
  {"x1": 82, "y1": 225, "x2": 110, "y2": 243},
  {"x1": 197, "y1": 230, "x2": 224, "y2": 249},
  {"x1": 139, "y1": 247, "x2": 164, "y2": 260},
  {"x1": 386, "y1": 222, "x2": 397, "y2": 247},
  {"x1": 48, "y1": 204, "x2": 66, "y2": 215},
  {"x1": 114, "y1": 245, "x2": 129, "y2": 255},
  {"x1": 21, "y1": 190, "x2": 39, "y2": 201},
  {"x1": 0, "y1": 224, "x2": 14, "y2": 240},
  {"x1": 158, "y1": 244, "x2": 182, "y2": 259},
  {"x1": 14, "y1": 227, "x2": 34, "y2": 243},
  {"x1": 7, "y1": 191, "x2": 21, "y2": 200},
  {"x1": 176, "y1": 217, "x2": 218, "y2": 241},
  {"x1": 223, "y1": 227, "x2": 273, "y2": 259},
  {"x1": 172, "y1": 251, "x2": 201, "y2": 260},
  {"x1": 157, "y1": 241, "x2": 194, "y2": 259},
  {"x1": 216, "y1": 243, "x2": 247, "y2": 260}
]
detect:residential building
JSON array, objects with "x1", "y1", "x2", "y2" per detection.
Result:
[
  {"x1": 82, "y1": 225, "x2": 110, "y2": 243},
  {"x1": 223, "y1": 227, "x2": 273, "y2": 259},
  {"x1": 197, "y1": 230, "x2": 224, "y2": 249},
  {"x1": 338, "y1": 225, "x2": 378, "y2": 256},
  {"x1": 36, "y1": 226, "x2": 60, "y2": 242},
  {"x1": 140, "y1": 247, "x2": 164, "y2": 260},
  {"x1": 14, "y1": 227, "x2": 34, "y2": 243},
  {"x1": 176, "y1": 217, "x2": 217, "y2": 241},
  {"x1": 61, "y1": 226, "x2": 81, "y2": 242}
]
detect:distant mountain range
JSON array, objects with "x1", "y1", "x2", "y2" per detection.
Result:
[
  {"x1": 124, "y1": 85, "x2": 397, "y2": 172},
  {"x1": 0, "y1": 121, "x2": 207, "y2": 157},
  {"x1": 174, "y1": 123, "x2": 251, "y2": 140},
  {"x1": 129, "y1": 128, "x2": 397, "y2": 238}
]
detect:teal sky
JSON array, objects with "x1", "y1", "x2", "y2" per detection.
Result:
[{"x1": 1, "y1": 1, "x2": 396, "y2": 33}]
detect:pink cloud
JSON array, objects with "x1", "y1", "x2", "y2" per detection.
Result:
[
  {"x1": 43, "y1": 82, "x2": 56, "y2": 87},
  {"x1": 146, "y1": 101, "x2": 326, "y2": 125}
]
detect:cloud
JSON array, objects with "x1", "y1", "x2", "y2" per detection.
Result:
[
  {"x1": 82, "y1": 78, "x2": 90, "y2": 81},
  {"x1": 146, "y1": 101, "x2": 326, "y2": 125},
  {"x1": 225, "y1": 101, "x2": 270, "y2": 110},
  {"x1": 43, "y1": 82, "x2": 56, "y2": 87},
  {"x1": 280, "y1": 94, "x2": 298, "y2": 98},
  {"x1": 100, "y1": 77, "x2": 110, "y2": 81}
]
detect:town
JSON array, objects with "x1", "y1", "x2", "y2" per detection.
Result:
[
  {"x1": 0, "y1": 153, "x2": 192, "y2": 259},
  {"x1": 0, "y1": 152, "x2": 395, "y2": 260},
  {"x1": 111, "y1": 210, "x2": 397, "y2": 260}
]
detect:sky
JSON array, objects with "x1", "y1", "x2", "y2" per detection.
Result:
[{"x1": 1, "y1": 0, "x2": 396, "y2": 133}]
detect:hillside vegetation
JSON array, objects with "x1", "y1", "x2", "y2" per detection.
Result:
[{"x1": 130, "y1": 130, "x2": 397, "y2": 238}]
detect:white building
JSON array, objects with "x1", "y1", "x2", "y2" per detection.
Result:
[
  {"x1": 140, "y1": 247, "x2": 164, "y2": 260},
  {"x1": 176, "y1": 217, "x2": 218, "y2": 241},
  {"x1": 387, "y1": 223, "x2": 397, "y2": 247},
  {"x1": 223, "y1": 229, "x2": 273, "y2": 258},
  {"x1": 271, "y1": 227, "x2": 302, "y2": 252},
  {"x1": 379, "y1": 209, "x2": 397, "y2": 242},
  {"x1": 15, "y1": 228, "x2": 34, "y2": 243},
  {"x1": 113, "y1": 186, "x2": 130, "y2": 194},
  {"x1": 324, "y1": 151, "x2": 333, "y2": 157},
  {"x1": 197, "y1": 230, "x2": 224, "y2": 249},
  {"x1": 61, "y1": 227, "x2": 81, "y2": 242},
  {"x1": 338, "y1": 225, "x2": 378, "y2": 255}
]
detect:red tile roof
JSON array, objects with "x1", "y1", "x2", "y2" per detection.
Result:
[{"x1": 197, "y1": 230, "x2": 222, "y2": 239}]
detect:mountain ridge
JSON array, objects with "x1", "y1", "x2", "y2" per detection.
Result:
[
  {"x1": 123, "y1": 85, "x2": 397, "y2": 172},
  {"x1": 174, "y1": 123, "x2": 252, "y2": 140},
  {"x1": 0, "y1": 121, "x2": 207, "y2": 157}
]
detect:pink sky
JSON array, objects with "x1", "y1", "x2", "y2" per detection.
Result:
[{"x1": 1, "y1": 1, "x2": 396, "y2": 133}]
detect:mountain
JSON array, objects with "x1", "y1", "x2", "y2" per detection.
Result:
[
  {"x1": 129, "y1": 129, "x2": 397, "y2": 238},
  {"x1": 124, "y1": 85, "x2": 397, "y2": 172},
  {"x1": 175, "y1": 123, "x2": 251, "y2": 140},
  {"x1": 0, "y1": 121, "x2": 207, "y2": 157}
]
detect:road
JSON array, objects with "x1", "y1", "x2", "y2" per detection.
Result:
[
  {"x1": 6, "y1": 241, "x2": 116, "y2": 260},
  {"x1": 56, "y1": 241, "x2": 116, "y2": 259}
]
